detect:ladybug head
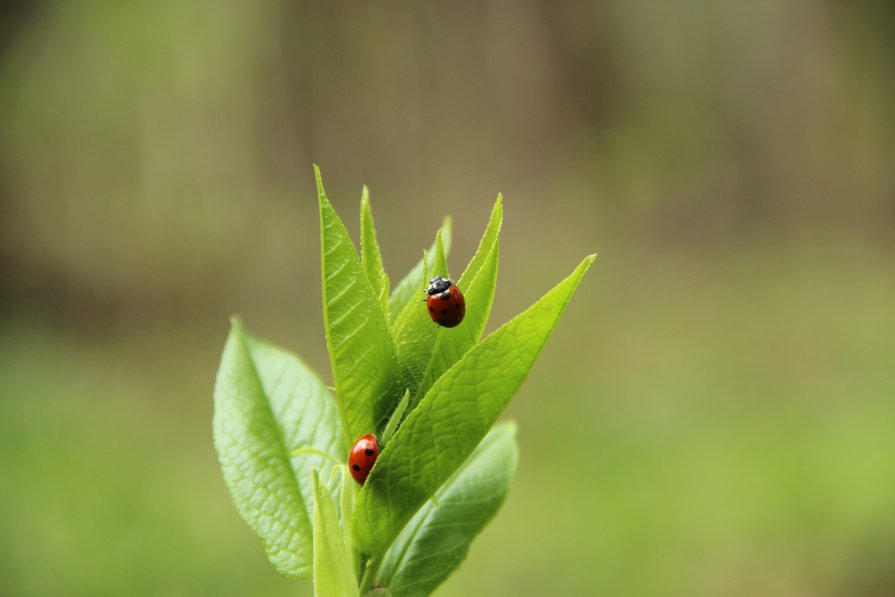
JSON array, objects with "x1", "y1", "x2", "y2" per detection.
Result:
[{"x1": 427, "y1": 276, "x2": 453, "y2": 296}]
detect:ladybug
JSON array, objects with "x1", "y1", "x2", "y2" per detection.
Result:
[
  {"x1": 348, "y1": 434, "x2": 379, "y2": 485},
  {"x1": 426, "y1": 276, "x2": 466, "y2": 328}
]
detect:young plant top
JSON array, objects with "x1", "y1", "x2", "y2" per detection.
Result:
[{"x1": 213, "y1": 166, "x2": 596, "y2": 596}]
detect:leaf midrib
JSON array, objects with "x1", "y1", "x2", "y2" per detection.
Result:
[
  {"x1": 235, "y1": 328, "x2": 313, "y2": 536},
  {"x1": 319, "y1": 200, "x2": 356, "y2": 452}
]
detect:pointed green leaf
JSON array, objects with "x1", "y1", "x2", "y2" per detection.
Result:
[
  {"x1": 380, "y1": 389, "x2": 411, "y2": 448},
  {"x1": 417, "y1": 196, "x2": 503, "y2": 398},
  {"x1": 339, "y1": 464, "x2": 358, "y2": 565},
  {"x1": 456, "y1": 195, "x2": 502, "y2": 293},
  {"x1": 313, "y1": 471, "x2": 360, "y2": 597},
  {"x1": 360, "y1": 186, "x2": 390, "y2": 319},
  {"x1": 317, "y1": 166, "x2": 401, "y2": 441},
  {"x1": 213, "y1": 320, "x2": 344, "y2": 578},
  {"x1": 391, "y1": 229, "x2": 449, "y2": 391},
  {"x1": 354, "y1": 255, "x2": 596, "y2": 554},
  {"x1": 388, "y1": 217, "x2": 452, "y2": 322},
  {"x1": 375, "y1": 422, "x2": 518, "y2": 596}
]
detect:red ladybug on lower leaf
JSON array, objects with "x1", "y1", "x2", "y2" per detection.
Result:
[
  {"x1": 348, "y1": 434, "x2": 379, "y2": 485},
  {"x1": 426, "y1": 276, "x2": 466, "y2": 328}
]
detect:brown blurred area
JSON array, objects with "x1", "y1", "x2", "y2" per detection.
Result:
[{"x1": 1, "y1": 1, "x2": 894, "y2": 596}]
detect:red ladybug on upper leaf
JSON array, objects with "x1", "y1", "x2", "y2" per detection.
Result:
[
  {"x1": 348, "y1": 434, "x2": 379, "y2": 485},
  {"x1": 426, "y1": 276, "x2": 465, "y2": 328}
]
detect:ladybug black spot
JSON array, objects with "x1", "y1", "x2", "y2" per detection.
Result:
[
  {"x1": 352, "y1": 464, "x2": 361, "y2": 471},
  {"x1": 365, "y1": 448, "x2": 374, "y2": 456},
  {"x1": 429, "y1": 306, "x2": 434, "y2": 312},
  {"x1": 456, "y1": 303, "x2": 461, "y2": 309},
  {"x1": 441, "y1": 309, "x2": 447, "y2": 316}
]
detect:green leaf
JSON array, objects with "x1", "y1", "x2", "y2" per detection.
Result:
[
  {"x1": 338, "y1": 464, "x2": 357, "y2": 563},
  {"x1": 213, "y1": 320, "x2": 344, "y2": 578},
  {"x1": 380, "y1": 389, "x2": 411, "y2": 448},
  {"x1": 375, "y1": 422, "x2": 519, "y2": 597},
  {"x1": 360, "y1": 186, "x2": 390, "y2": 320},
  {"x1": 291, "y1": 448, "x2": 343, "y2": 467},
  {"x1": 312, "y1": 471, "x2": 360, "y2": 597},
  {"x1": 388, "y1": 217, "x2": 452, "y2": 322},
  {"x1": 391, "y1": 228, "x2": 449, "y2": 391},
  {"x1": 354, "y1": 255, "x2": 596, "y2": 554},
  {"x1": 317, "y1": 166, "x2": 402, "y2": 441},
  {"x1": 416, "y1": 196, "x2": 503, "y2": 398},
  {"x1": 456, "y1": 195, "x2": 502, "y2": 294}
]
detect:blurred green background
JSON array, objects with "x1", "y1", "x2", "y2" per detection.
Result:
[{"x1": 2, "y1": 1, "x2": 894, "y2": 595}]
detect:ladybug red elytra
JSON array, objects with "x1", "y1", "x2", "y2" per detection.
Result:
[
  {"x1": 348, "y1": 434, "x2": 379, "y2": 485},
  {"x1": 426, "y1": 276, "x2": 466, "y2": 328}
]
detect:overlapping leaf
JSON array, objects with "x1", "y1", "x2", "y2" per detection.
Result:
[
  {"x1": 391, "y1": 229, "x2": 449, "y2": 392},
  {"x1": 374, "y1": 422, "x2": 518, "y2": 597},
  {"x1": 388, "y1": 218, "x2": 452, "y2": 322},
  {"x1": 360, "y1": 186, "x2": 390, "y2": 320},
  {"x1": 354, "y1": 255, "x2": 596, "y2": 554},
  {"x1": 416, "y1": 196, "x2": 502, "y2": 398},
  {"x1": 312, "y1": 471, "x2": 359, "y2": 597},
  {"x1": 317, "y1": 166, "x2": 401, "y2": 440},
  {"x1": 213, "y1": 320, "x2": 344, "y2": 578}
]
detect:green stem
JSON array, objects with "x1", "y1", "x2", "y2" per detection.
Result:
[{"x1": 358, "y1": 552, "x2": 383, "y2": 593}]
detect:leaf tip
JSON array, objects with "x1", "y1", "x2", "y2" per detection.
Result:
[
  {"x1": 488, "y1": 193, "x2": 504, "y2": 218},
  {"x1": 314, "y1": 165, "x2": 328, "y2": 204},
  {"x1": 570, "y1": 254, "x2": 598, "y2": 280},
  {"x1": 229, "y1": 315, "x2": 244, "y2": 334},
  {"x1": 434, "y1": 228, "x2": 449, "y2": 277}
]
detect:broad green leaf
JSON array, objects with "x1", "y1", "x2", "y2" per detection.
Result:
[
  {"x1": 312, "y1": 471, "x2": 360, "y2": 597},
  {"x1": 388, "y1": 217, "x2": 452, "y2": 322},
  {"x1": 375, "y1": 422, "x2": 518, "y2": 597},
  {"x1": 354, "y1": 255, "x2": 596, "y2": 554},
  {"x1": 317, "y1": 166, "x2": 401, "y2": 440},
  {"x1": 391, "y1": 229, "x2": 449, "y2": 391},
  {"x1": 213, "y1": 320, "x2": 344, "y2": 578},
  {"x1": 416, "y1": 196, "x2": 503, "y2": 398},
  {"x1": 360, "y1": 186, "x2": 390, "y2": 319}
]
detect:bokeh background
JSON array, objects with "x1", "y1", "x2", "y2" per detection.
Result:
[{"x1": 2, "y1": 1, "x2": 894, "y2": 595}]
